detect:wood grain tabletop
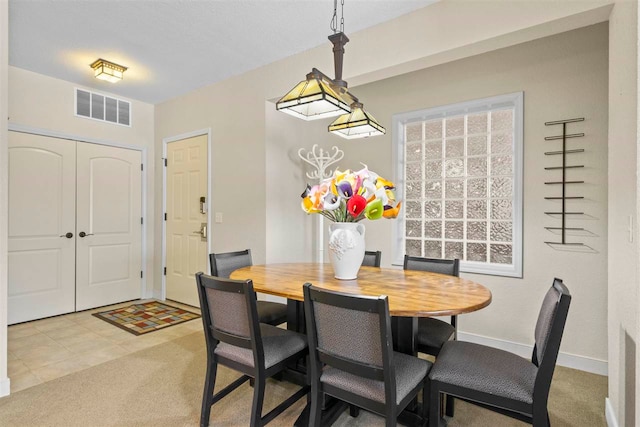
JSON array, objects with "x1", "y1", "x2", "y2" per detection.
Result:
[{"x1": 230, "y1": 263, "x2": 492, "y2": 317}]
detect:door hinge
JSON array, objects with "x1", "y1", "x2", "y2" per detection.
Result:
[
  {"x1": 141, "y1": 164, "x2": 144, "y2": 171},
  {"x1": 164, "y1": 158, "x2": 167, "y2": 167},
  {"x1": 163, "y1": 267, "x2": 167, "y2": 276},
  {"x1": 140, "y1": 271, "x2": 143, "y2": 278},
  {"x1": 141, "y1": 217, "x2": 143, "y2": 225},
  {"x1": 164, "y1": 213, "x2": 167, "y2": 221}
]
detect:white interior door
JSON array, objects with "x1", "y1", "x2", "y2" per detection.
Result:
[
  {"x1": 166, "y1": 134, "x2": 208, "y2": 307},
  {"x1": 8, "y1": 133, "x2": 77, "y2": 324},
  {"x1": 75, "y1": 143, "x2": 142, "y2": 311}
]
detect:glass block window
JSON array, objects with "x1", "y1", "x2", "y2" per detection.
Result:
[{"x1": 393, "y1": 93, "x2": 523, "y2": 277}]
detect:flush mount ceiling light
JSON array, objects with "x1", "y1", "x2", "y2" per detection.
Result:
[
  {"x1": 90, "y1": 58, "x2": 127, "y2": 83},
  {"x1": 276, "y1": 0, "x2": 385, "y2": 139}
]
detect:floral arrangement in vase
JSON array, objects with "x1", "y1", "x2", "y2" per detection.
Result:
[{"x1": 300, "y1": 165, "x2": 402, "y2": 222}]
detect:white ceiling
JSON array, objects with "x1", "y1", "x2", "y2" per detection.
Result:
[{"x1": 9, "y1": 0, "x2": 436, "y2": 104}]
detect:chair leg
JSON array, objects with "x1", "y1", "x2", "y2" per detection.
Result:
[
  {"x1": 429, "y1": 383, "x2": 441, "y2": 427},
  {"x1": 532, "y1": 409, "x2": 550, "y2": 427},
  {"x1": 445, "y1": 394, "x2": 454, "y2": 417},
  {"x1": 309, "y1": 386, "x2": 322, "y2": 427},
  {"x1": 422, "y1": 378, "x2": 430, "y2": 424},
  {"x1": 349, "y1": 404, "x2": 360, "y2": 417},
  {"x1": 200, "y1": 360, "x2": 218, "y2": 427},
  {"x1": 385, "y1": 409, "x2": 397, "y2": 427},
  {"x1": 250, "y1": 376, "x2": 265, "y2": 427}
]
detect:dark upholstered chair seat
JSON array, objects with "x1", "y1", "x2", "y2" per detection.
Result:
[
  {"x1": 214, "y1": 324, "x2": 307, "y2": 369},
  {"x1": 416, "y1": 317, "x2": 455, "y2": 353},
  {"x1": 256, "y1": 300, "x2": 288, "y2": 325},
  {"x1": 430, "y1": 341, "x2": 537, "y2": 405},
  {"x1": 321, "y1": 352, "x2": 432, "y2": 405}
]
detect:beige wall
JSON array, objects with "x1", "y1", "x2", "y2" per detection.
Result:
[
  {"x1": 0, "y1": 0, "x2": 10, "y2": 397},
  {"x1": 608, "y1": 0, "x2": 639, "y2": 425},
  {"x1": 265, "y1": 104, "x2": 326, "y2": 265},
  {"x1": 7, "y1": 67, "x2": 156, "y2": 298},
  {"x1": 154, "y1": 81, "x2": 269, "y2": 287},
  {"x1": 8, "y1": 67, "x2": 154, "y2": 148}
]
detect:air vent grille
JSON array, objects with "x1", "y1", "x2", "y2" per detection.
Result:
[{"x1": 75, "y1": 88, "x2": 131, "y2": 126}]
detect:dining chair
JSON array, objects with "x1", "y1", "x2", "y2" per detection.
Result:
[
  {"x1": 403, "y1": 255, "x2": 459, "y2": 417},
  {"x1": 403, "y1": 255, "x2": 460, "y2": 357},
  {"x1": 209, "y1": 249, "x2": 288, "y2": 326},
  {"x1": 428, "y1": 278, "x2": 571, "y2": 427},
  {"x1": 303, "y1": 283, "x2": 431, "y2": 427},
  {"x1": 362, "y1": 250, "x2": 382, "y2": 267},
  {"x1": 196, "y1": 272, "x2": 309, "y2": 427}
]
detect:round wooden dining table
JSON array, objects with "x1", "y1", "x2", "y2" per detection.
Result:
[
  {"x1": 230, "y1": 263, "x2": 492, "y2": 353},
  {"x1": 230, "y1": 263, "x2": 491, "y2": 317}
]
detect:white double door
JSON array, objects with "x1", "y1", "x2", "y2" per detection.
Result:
[{"x1": 8, "y1": 132, "x2": 142, "y2": 324}]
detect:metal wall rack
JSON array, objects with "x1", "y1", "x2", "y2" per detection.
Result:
[{"x1": 543, "y1": 117, "x2": 586, "y2": 246}]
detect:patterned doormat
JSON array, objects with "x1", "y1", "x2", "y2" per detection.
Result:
[{"x1": 92, "y1": 301, "x2": 201, "y2": 336}]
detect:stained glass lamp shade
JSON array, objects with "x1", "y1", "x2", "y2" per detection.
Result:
[
  {"x1": 328, "y1": 102, "x2": 386, "y2": 139},
  {"x1": 276, "y1": 71, "x2": 350, "y2": 121}
]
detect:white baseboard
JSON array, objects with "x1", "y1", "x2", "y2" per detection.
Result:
[
  {"x1": 457, "y1": 331, "x2": 608, "y2": 376},
  {"x1": 0, "y1": 377, "x2": 10, "y2": 398},
  {"x1": 605, "y1": 397, "x2": 619, "y2": 427}
]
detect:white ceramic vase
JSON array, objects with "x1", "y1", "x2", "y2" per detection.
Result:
[{"x1": 328, "y1": 222, "x2": 366, "y2": 280}]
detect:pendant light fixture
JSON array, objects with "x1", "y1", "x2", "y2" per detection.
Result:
[
  {"x1": 276, "y1": 0, "x2": 385, "y2": 139},
  {"x1": 276, "y1": 69, "x2": 350, "y2": 121},
  {"x1": 328, "y1": 102, "x2": 385, "y2": 139}
]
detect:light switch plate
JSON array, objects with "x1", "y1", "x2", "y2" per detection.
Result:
[{"x1": 215, "y1": 212, "x2": 223, "y2": 223}]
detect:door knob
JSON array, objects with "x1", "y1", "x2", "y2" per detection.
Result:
[
  {"x1": 192, "y1": 223, "x2": 207, "y2": 240},
  {"x1": 79, "y1": 231, "x2": 94, "y2": 238},
  {"x1": 59, "y1": 232, "x2": 73, "y2": 238}
]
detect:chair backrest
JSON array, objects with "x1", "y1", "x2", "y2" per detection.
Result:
[
  {"x1": 209, "y1": 249, "x2": 252, "y2": 278},
  {"x1": 362, "y1": 250, "x2": 382, "y2": 267},
  {"x1": 196, "y1": 272, "x2": 263, "y2": 363},
  {"x1": 303, "y1": 283, "x2": 396, "y2": 402},
  {"x1": 532, "y1": 278, "x2": 571, "y2": 408},
  {"x1": 403, "y1": 255, "x2": 459, "y2": 277}
]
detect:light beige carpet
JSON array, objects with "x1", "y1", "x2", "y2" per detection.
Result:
[{"x1": 0, "y1": 331, "x2": 607, "y2": 426}]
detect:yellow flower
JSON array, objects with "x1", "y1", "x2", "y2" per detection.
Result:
[{"x1": 383, "y1": 202, "x2": 402, "y2": 218}]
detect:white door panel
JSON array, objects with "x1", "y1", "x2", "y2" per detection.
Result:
[
  {"x1": 8, "y1": 133, "x2": 76, "y2": 324},
  {"x1": 166, "y1": 135, "x2": 208, "y2": 307},
  {"x1": 76, "y1": 143, "x2": 142, "y2": 310}
]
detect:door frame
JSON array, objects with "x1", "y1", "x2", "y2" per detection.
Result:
[
  {"x1": 8, "y1": 123, "x2": 149, "y2": 299},
  {"x1": 161, "y1": 128, "x2": 212, "y2": 301}
]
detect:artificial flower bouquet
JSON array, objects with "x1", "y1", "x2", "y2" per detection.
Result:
[{"x1": 301, "y1": 166, "x2": 402, "y2": 222}]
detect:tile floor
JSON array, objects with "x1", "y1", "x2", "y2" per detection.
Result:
[{"x1": 7, "y1": 299, "x2": 203, "y2": 393}]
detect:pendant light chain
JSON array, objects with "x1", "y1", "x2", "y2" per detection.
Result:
[
  {"x1": 331, "y1": 0, "x2": 338, "y2": 33},
  {"x1": 331, "y1": 0, "x2": 345, "y2": 34}
]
